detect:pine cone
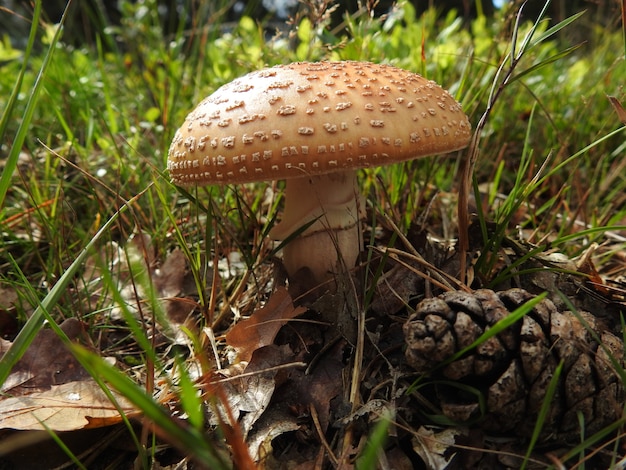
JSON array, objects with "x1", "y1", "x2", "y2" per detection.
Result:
[{"x1": 403, "y1": 288, "x2": 625, "y2": 442}]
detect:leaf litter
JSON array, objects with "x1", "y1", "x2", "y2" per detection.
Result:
[
  {"x1": 0, "y1": 318, "x2": 138, "y2": 431},
  {"x1": 3, "y1": 202, "x2": 626, "y2": 468}
]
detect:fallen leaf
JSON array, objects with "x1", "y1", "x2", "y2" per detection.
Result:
[
  {"x1": 208, "y1": 362, "x2": 276, "y2": 439},
  {"x1": 225, "y1": 288, "x2": 307, "y2": 362},
  {"x1": 0, "y1": 285, "x2": 19, "y2": 338},
  {"x1": 575, "y1": 242, "x2": 610, "y2": 296},
  {"x1": 153, "y1": 249, "x2": 194, "y2": 324},
  {"x1": 273, "y1": 338, "x2": 346, "y2": 433},
  {"x1": 205, "y1": 344, "x2": 297, "y2": 439},
  {"x1": 0, "y1": 318, "x2": 139, "y2": 432},
  {"x1": 1, "y1": 318, "x2": 90, "y2": 395},
  {"x1": 0, "y1": 380, "x2": 138, "y2": 431},
  {"x1": 412, "y1": 426, "x2": 461, "y2": 470},
  {"x1": 247, "y1": 406, "x2": 300, "y2": 464},
  {"x1": 80, "y1": 235, "x2": 198, "y2": 346}
]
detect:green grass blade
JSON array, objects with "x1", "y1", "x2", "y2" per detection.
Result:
[
  {"x1": 0, "y1": 3, "x2": 40, "y2": 151},
  {"x1": 0, "y1": 0, "x2": 69, "y2": 209},
  {"x1": 513, "y1": 0, "x2": 552, "y2": 60},
  {"x1": 520, "y1": 360, "x2": 563, "y2": 470},
  {"x1": 443, "y1": 292, "x2": 547, "y2": 367},
  {"x1": 93, "y1": 251, "x2": 162, "y2": 367},
  {"x1": 509, "y1": 44, "x2": 583, "y2": 84},
  {"x1": 175, "y1": 355, "x2": 205, "y2": 430},
  {"x1": 37, "y1": 421, "x2": 88, "y2": 470},
  {"x1": 408, "y1": 293, "x2": 548, "y2": 394},
  {"x1": 529, "y1": 10, "x2": 587, "y2": 48},
  {"x1": 0, "y1": 195, "x2": 136, "y2": 386},
  {"x1": 355, "y1": 409, "x2": 392, "y2": 470},
  {"x1": 71, "y1": 345, "x2": 228, "y2": 469}
]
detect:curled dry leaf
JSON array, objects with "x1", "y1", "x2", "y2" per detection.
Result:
[
  {"x1": 246, "y1": 407, "x2": 300, "y2": 465},
  {"x1": 225, "y1": 287, "x2": 307, "y2": 362},
  {"x1": 412, "y1": 426, "x2": 461, "y2": 470}
]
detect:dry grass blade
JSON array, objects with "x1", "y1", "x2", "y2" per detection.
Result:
[{"x1": 608, "y1": 95, "x2": 626, "y2": 125}]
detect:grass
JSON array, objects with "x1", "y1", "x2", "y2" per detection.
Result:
[{"x1": 0, "y1": 0, "x2": 625, "y2": 467}]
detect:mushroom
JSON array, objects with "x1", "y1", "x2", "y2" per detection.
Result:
[{"x1": 167, "y1": 61, "x2": 471, "y2": 289}]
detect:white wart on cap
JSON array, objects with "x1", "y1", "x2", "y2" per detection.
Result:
[{"x1": 168, "y1": 61, "x2": 471, "y2": 288}]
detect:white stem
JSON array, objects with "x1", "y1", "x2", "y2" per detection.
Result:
[{"x1": 269, "y1": 170, "x2": 364, "y2": 285}]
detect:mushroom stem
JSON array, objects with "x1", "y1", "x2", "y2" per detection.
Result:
[{"x1": 269, "y1": 170, "x2": 365, "y2": 286}]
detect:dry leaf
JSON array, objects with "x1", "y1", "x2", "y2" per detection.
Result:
[
  {"x1": 247, "y1": 407, "x2": 300, "y2": 464},
  {"x1": 206, "y1": 344, "x2": 296, "y2": 440},
  {"x1": 208, "y1": 363, "x2": 276, "y2": 439},
  {"x1": 0, "y1": 285, "x2": 19, "y2": 338},
  {"x1": 81, "y1": 235, "x2": 198, "y2": 347},
  {"x1": 0, "y1": 380, "x2": 138, "y2": 431},
  {"x1": 271, "y1": 339, "x2": 345, "y2": 433},
  {"x1": 576, "y1": 242, "x2": 610, "y2": 296},
  {"x1": 412, "y1": 426, "x2": 461, "y2": 470},
  {"x1": 153, "y1": 249, "x2": 195, "y2": 324},
  {"x1": 0, "y1": 318, "x2": 138, "y2": 432},
  {"x1": 1, "y1": 318, "x2": 90, "y2": 395},
  {"x1": 225, "y1": 288, "x2": 307, "y2": 362}
]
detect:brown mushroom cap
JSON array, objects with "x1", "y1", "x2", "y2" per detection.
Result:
[{"x1": 167, "y1": 61, "x2": 471, "y2": 185}]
